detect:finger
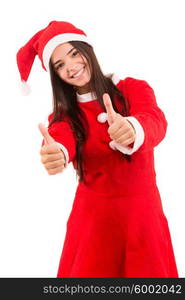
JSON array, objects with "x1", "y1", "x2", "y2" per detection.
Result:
[
  {"x1": 47, "y1": 166, "x2": 65, "y2": 175},
  {"x1": 108, "y1": 115, "x2": 127, "y2": 136},
  {"x1": 41, "y1": 152, "x2": 65, "y2": 164},
  {"x1": 38, "y1": 123, "x2": 55, "y2": 144},
  {"x1": 40, "y1": 143, "x2": 62, "y2": 155},
  {"x1": 45, "y1": 158, "x2": 66, "y2": 169},
  {"x1": 114, "y1": 132, "x2": 131, "y2": 144},
  {"x1": 115, "y1": 136, "x2": 135, "y2": 146},
  {"x1": 103, "y1": 93, "x2": 117, "y2": 125},
  {"x1": 109, "y1": 126, "x2": 128, "y2": 140}
]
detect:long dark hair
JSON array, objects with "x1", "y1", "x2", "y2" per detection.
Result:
[{"x1": 48, "y1": 41, "x2": 132, "y2": 182}]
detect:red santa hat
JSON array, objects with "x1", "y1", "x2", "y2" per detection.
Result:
[{"x1": 16, "y1": 20, "x2": 92, "y2": 95}]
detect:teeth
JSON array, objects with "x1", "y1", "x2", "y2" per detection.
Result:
[{"x1": 72, "y1": 67, "x2": 84, "y2": 78}]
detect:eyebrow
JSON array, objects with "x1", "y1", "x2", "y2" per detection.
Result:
[{"x1": 53, "y1": 47, "x2": 75, "y2": 66}]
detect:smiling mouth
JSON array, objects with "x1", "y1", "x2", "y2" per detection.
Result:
[{"x1": 71, "y1": 67, "x2": 85, "y2": 79}]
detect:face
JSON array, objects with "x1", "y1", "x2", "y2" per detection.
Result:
[{"x1": 51, "y1": 42, "x2": 91, "y2": 94}]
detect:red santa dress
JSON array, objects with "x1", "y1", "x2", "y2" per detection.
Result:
[{"x1": 46, "y1": 75, "x2": 179, "y2": 278}]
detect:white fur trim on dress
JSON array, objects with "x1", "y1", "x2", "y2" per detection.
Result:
[
  {"x1": 76, "y1": 73, "x2": 120, "y2": 102},
  {"x1": 56, "y1": 142, "x2": 69, "y2": 168},
  {"x1": 97, "y1": 112, "x2": 107, "y2": 123},
  {"x1": 105, "y1": 73, "x2": 120, "y2": 85},
  {"x1": 76, "y1": 91, "x2": 97, "y2": 102},
  {"x1": 110, "y1": 116, "x2": 145, "y2": 155},
  {"x1": 43, "y1": 33, "x2": 92, "y2": 71},
  {"x1": 111, "y1": 73, "x2": 120, "y2": 85}
]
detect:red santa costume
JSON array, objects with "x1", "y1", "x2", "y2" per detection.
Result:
[{"x1": 16, "y1": 21, "x2": 179, "y2": 278}]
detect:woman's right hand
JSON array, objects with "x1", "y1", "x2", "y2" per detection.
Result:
[{"x1": 38, "y1": 123, "x2": 66, "y2": 175}]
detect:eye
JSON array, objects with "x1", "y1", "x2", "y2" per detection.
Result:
[
  {"x1": 72, "y1": 50, "x2": 79, "y2": 56},
  {"x1": 56, "y1": 63, "x2": 64, "y2": 70}
]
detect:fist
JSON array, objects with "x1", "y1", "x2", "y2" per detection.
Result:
[
  {"x1": 103, "y1": 93, "x2": 136, "y2": 147},
  {"x1": 38, "y1": 123, "x2": 66, "y2": 175}
]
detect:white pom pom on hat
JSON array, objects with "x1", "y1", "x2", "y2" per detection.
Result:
[
  {"x1": 20, "y1": 80, "x2": 32, "y2": 96},
  {"x1": 16, "y1": 20, "x2": 93, "y2": 95}
]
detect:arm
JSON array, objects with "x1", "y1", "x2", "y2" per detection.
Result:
[
  {"x1": 41, "y1": 114, "x2": 77, "y2": 168},
  {"x1": 113, "y1": 78, "x2": 168, "y2": 154}
]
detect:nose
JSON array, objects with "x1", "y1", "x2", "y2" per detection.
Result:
[{"x1": 66, "y1": 61, "x2": 79, "y2": 77}]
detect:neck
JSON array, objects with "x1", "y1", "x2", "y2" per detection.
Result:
[{"x1": 75, "y1": 83, "x2": 91, "y2": 95}]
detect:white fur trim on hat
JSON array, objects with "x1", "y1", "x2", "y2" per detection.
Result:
[{"x1": 43, "y1": 33, "x2": 92, "y2": 71}]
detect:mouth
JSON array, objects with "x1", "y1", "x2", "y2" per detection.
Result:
[{"x1": 70, "y1": 66, "x2": 85, "y2": 79}]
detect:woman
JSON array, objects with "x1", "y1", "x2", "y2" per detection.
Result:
[{"x1": 17, "y1": 20, "x2": 179, "y2": 278}]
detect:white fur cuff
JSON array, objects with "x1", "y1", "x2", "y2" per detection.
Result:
[{"x1": 56, "y1": 142, "x2": 69, "y2": 167}]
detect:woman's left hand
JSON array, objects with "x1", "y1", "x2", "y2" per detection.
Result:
[{"x1": 103, "y1": 93, "x2": 136, "y2": 147}]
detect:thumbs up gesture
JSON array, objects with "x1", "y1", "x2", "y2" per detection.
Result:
[
  {"x1": 103, "y1": 93, "x2": 136, "y2": 147},
  {"x1": 38, "y1": 123, "x2": 66, "y2": 175}
]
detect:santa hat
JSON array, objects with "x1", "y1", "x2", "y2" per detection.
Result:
[{"x1": 16, "y1": 20, "x2": 92, "y2": 95}]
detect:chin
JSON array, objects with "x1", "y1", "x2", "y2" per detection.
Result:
[
  {"x1": 76, "y1": 81, "x2": 88, "y2": 87},
  {"x1": 76, "y1": 77, "x2": 91, "y2": 87}
]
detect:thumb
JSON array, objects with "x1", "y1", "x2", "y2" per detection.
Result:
[
  {"x1": 38, "y1": 123, "x2": 55, "y2": 145},
  {"x1": 103, "y1": 93, "x2": 117, "y2": 125}
]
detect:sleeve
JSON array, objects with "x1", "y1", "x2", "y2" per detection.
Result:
[
  {"x1": 42, "y1": 114, "x2": 77, "y2": 167},
  {"x1": 113, "y1": 77, "x2": 168, "y2": 154}
]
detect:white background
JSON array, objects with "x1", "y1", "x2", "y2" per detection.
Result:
[{"x1": 0, "y1": 0, "x2": 184, "y2": 277}]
